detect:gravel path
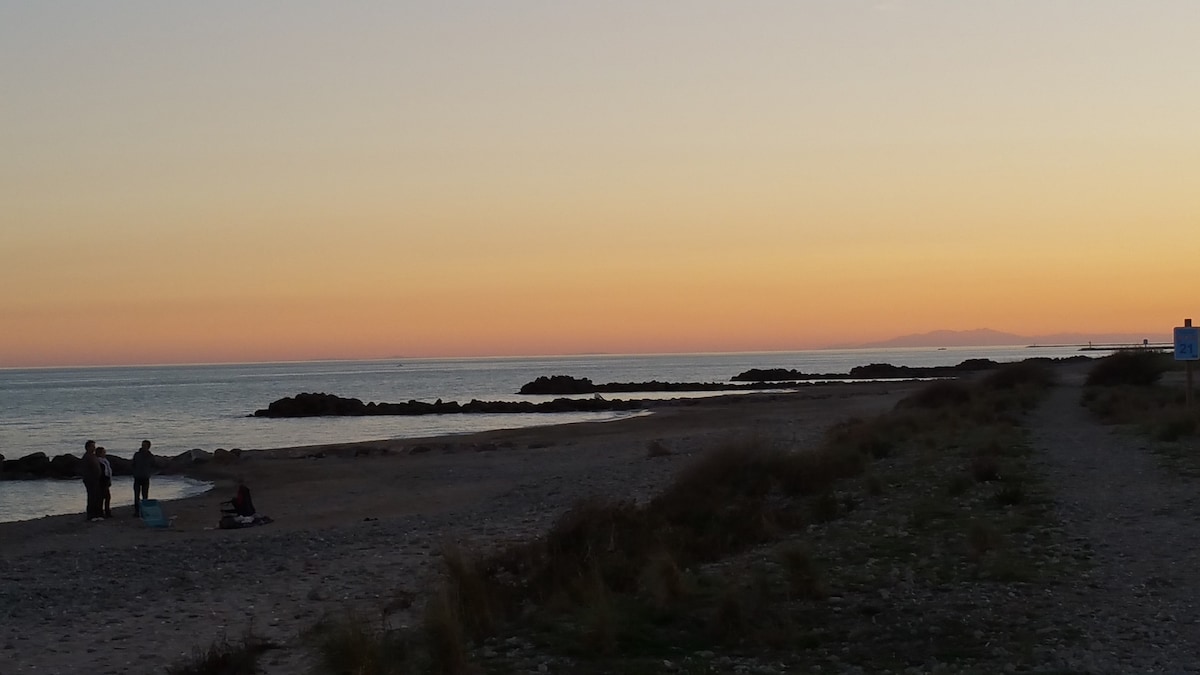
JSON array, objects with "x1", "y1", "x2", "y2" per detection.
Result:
[{"x1": 1029, "y1": 374, "x2": 1200, "y2": 673}]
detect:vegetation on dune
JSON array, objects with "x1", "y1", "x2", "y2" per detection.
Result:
[
  {"x1": 1084, "y1": 349, "x2": 1174, "y2": 387},
  {"x1": 1082, "y1": 351, "x2": 1200, "y2": 474},
  {"x1": 165, "y1": 631, "x2": 275, "y2": 675}
]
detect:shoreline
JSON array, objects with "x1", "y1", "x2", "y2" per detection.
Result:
[{"x1": 0, "y1": 381, "x2": 922, "y2": 674}]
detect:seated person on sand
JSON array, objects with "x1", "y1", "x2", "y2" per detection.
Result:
[
  {"x1": 231, "y1": 478, "x2": 256, "y2": 517},
  {"x1": 221, "y1": 478, "x2": 271, "y2": 527}
]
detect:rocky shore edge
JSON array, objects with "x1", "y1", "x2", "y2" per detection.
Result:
[{"x1": 0, "y1": 446, "x2": 242, "y2": 481}]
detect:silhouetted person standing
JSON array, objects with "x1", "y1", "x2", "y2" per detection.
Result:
[
  {"x1": 131, "y1": 440, "x2": 154, "y2": 517},
  {"x1": 81, "y1": 440, "x2": 102, "y2": 521}
]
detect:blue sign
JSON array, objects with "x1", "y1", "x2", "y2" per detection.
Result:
[{"x1": 1175, "y1": 327, "x2": 1200, "y2": 361}]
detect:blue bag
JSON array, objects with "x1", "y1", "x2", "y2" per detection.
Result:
[{"x1": 139, "y1": 499, "x2": 170, "y2": 528}]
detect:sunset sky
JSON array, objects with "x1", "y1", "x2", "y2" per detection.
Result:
[{"x1": 2, "y1": 2, "x2": 1197, "y2": 367}]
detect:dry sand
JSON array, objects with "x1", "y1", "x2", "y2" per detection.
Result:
[{"x1": 0, "y1": 382, "x2": 920, "y2": 675}]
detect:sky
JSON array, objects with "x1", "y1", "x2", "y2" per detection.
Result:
[{"x1": 2, "y1": 1, "x2": 1197, "y2": 367}]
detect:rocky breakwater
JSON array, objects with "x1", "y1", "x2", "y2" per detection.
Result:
[
  {"x1": 731, "y1": 358, "x2": 1009, "y2": 382},
  {"x1": 0, "y1": 447, "x2": 242, "y2": 481},
  {"x1": 516, "y1": 375, "x2": 781, "y2": 395},
  {"x1": 253, "y1": 391, "x2": 649, "y2": 418}
]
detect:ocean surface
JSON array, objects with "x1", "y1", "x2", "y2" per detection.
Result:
[{"x1": 0, "y1": 346, "x2": 1095, "y2": 523}]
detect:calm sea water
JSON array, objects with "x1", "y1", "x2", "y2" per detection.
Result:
[{"x1": 0, "y1": 347, "x2": 1092, "y2": 523}]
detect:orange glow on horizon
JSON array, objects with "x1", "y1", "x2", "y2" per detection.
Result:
[{"x1": 2, "y1": 3, "x2": 1197, "y2": 367}]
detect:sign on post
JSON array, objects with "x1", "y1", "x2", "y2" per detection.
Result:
[
  {"x1": 1177, "y1": 320, "x2": 1197, "y2": 408},
  {"x1": 1175, "y1": 325, "x2": 1200, "y2": 361}
]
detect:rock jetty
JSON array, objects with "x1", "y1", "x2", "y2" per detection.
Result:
[
  {"x1": 253, "y1": 392, "x2": 647, "y2": 418},
  {"x1": 517, "y1": 375, "x2": 775, "y2": 395},
  {"x1": 732, "y1": 359, "x2": 1003, "y2": 382},
  {"x1": 0, "y1": 448, "x2": 241, "y2": 481}
]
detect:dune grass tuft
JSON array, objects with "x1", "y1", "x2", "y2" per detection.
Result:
[
  {"x1": 896, "y1": 380, "x2": 973, "y2": 409},
  {"x1": 1085, "y1": 350, "x2": 1173, "y2": 387},
  {"x1": 981, "y1": 359, "x2": 1057, "y2": 390},
  {"x1": 423, "y1": 588, "x2": 472, "y2": 675},
  {"x1": 166, "y1": 630, "x2": 275, "y2": 675},
  {"x1": 307, "y1": 612, "x2": 412, "y2": 675}
]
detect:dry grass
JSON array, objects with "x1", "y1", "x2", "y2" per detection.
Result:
[
  {"x1": 981, "y1": 359, "x2": 1058, "y2": 390},
  {"x1": 895, "y1": 379, "x2": 973, "y2": 410},
  {"x1": 640, "y1": 552, "x2": 687, "y2": 608},
  {"x1": 439, "y1": 544, "x2": 499, "y2": 639},
  {"x1": 1082, "y1": 375, "x2": 1200, "y2": 442},
  {"x1": 166, "y1": 630, "x2": 275, "y2": 675},
  {"x1": 306, "y1": 612, "x2": 412, "y2": 675},
  {"x1": 1085, "y1": 350, "x2": 1174, "y2": 387},
  {"x1": 423, "y1": 589, "x2": 472, "y2": 675}
]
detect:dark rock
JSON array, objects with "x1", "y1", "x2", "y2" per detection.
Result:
[
  {"x1": 107, "y1": 455, "x2": 132, "y2": 476},
  {"x1": 158, "y1": 450, "x2": 198, "y2": 472},
  {"x1": 253, "y1": 393, "x2": 647, "y2": 418},
  {"x1": 254, "y1": 392, "x2": 366, "y2": 417},
  {"x1": 519, "y1": 375, "x2": 596, "y2": 395},
  {"x1": 518, "y1": 375, "x2": 745, "y2": 394},
  {"x1": 732, "y1": 358, "x2": 1003, "y2": 383},
  {"x1": 4, "y1": 452, "x2": 50, "y2": 478},
  {"x1": 48, "y1": 453, "x2": 81, "y2": 478},
  {"x1": 732, "y1": 368, "x2": 807, "y2": 382},
  {"x1": 151, "y1": 452, "x2": 177, "y2": 471}
]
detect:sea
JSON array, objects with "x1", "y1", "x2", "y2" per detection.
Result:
[{"x1": 0, "y1": 346, "x2": 1097, "y2": 523}]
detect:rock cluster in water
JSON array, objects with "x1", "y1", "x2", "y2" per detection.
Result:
[
  {"x1": 732, "y1": 358, "x2": 1003, "y2": 382},
  {"x1": 252, "y1": 392, "x2": 647, "y2": 418},
  {"x1": 517, "y1": 375, "x2": 774, "y2": 395},
  {"x1": 254, "y1": 360, "x2": 1022, "y2": 417}
]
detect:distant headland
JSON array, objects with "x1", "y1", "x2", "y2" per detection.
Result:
[{"x1": 834, "y1": 328, "x2": 1169, "y2": 350}]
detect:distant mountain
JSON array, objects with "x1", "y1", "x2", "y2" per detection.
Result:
[
  {"x1": 851, "y1": 329, "x2": 1028, "y2": 349},
  {"x1": 842, "y1": 328, "x2": 1168, "y2": 349}
]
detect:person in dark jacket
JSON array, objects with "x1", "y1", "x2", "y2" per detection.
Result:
[
  {"x1": 131, "y1": 440, "x2": 154, "y2": 517},
  {"x1": 81, "y1": 440, "x2": 102, "y2": 522}
]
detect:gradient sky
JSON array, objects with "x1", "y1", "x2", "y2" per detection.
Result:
[{"x1": 2, "y1": 1, "x2": 1197, "y2": 367}]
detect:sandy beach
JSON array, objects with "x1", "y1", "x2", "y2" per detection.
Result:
[{"x1": 0, "y1": 382, "x2": 919, "y2": 675}]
